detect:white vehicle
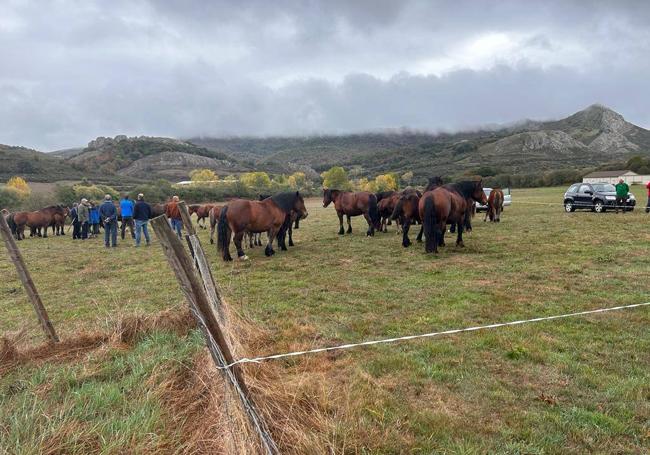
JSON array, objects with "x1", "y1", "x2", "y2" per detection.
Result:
[{"x1": 475, "y1": 187, "x2": 512, "y2": 212}]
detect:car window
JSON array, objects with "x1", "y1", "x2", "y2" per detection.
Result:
[
  {"x1": 568, "y1": 184, "x2": 579, "y2": 193},
  {"x1": 578, "y1": 185, "x2": 592, "y2": 193},
  {"x1": 592, "y1": 184, "x2": 615, "y2": 192}
]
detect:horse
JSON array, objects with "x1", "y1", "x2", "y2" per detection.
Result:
[
  {"x1": 258, "y1": 194, "x2": 302, "y2": 248},
  {"x1": 151, "y1": 203, "x2": 167, "y2": 218},
  {"x1": 377, "y1": 193, "x2": 400, "y2": 232},
  {"x1": 420, "y1": 180, "x2": 487, "y2": 254},
  {"x1": 40, "y1": 205, "x2": 69, "y2": 236},
  {"x1": 391, "y1": 188, "x2": 424, "y2": 247},
  {"x1": 11, "y1": 210, "x2": 53, "y2": 240},
  {"x1": 425, "y1": 176, "x2": 444, "y2": 192},
  {"x1": 189, "y1": 203, "x2": 214, "y2": 229},
  {"x1": 322, "y1": 189, "x2": 380, "y2": 236},
  {"x1": 217, "y1": 191, "x2": 308, "y2": 261},
  {"x1": 484, "y1": 188, "x2": 504, "y2": 222},
  {"x1": 375, "y1": 190, "x2": 396, "y2": 202}
]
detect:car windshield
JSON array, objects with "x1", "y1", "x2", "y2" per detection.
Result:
[{"x1": 592, "y1": 184, "x2": 616, "y2": 192}]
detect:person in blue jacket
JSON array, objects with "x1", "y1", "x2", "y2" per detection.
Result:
[
  {"x1": 119, "y1": 194, "x2": 135, "y2": 240},
  {"x1": 99, "y1": 194, "x2": 118, "y2": 248},
  {"x1": 89, "y1": 202, "x2": 100, "y2": 237}
]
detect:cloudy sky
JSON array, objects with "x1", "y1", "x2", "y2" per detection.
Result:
[{"x1": 1, "y1": 0, "x2": 649, "y2": 151}]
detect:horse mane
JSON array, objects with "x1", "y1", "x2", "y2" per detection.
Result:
[
  {"x1": 445, "y1": 180, "x2": 480, "y2": 199},
  {"x1": 271, "y1": 191, "x2": 302, "y2": 213},
  {"x1": 375, "y1": 190, "x2": 395, "y2": 201}
]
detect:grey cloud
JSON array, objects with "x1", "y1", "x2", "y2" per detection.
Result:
[{"x1": 0, "y1": 0, "x2": 648, "y2": 150}]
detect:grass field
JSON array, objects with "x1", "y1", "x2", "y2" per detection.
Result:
[{"x1": 1, "y1": 187, "x2": 649, "y2": 454}]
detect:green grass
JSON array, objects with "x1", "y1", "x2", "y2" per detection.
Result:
[{"x1": 1, "y1": 187, "x2": 649, "y2": 453}]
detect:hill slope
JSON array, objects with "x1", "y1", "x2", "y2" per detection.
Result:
[
  {"x1": 190, "y1": 104, "x2": 650, "y2": 179},
  {"x1": 66, "y1": 135, "x2": 248, "y2": 180},
  {"x1": 0, "y1": 144, "x2": 88, "y2": 182}
]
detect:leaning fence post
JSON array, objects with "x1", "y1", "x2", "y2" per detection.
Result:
[
  {"x1": 0, "y1": 215, "x2": 59, "y2": 343},
  {"x1": 150, "y1": 215, "x2": 279, "y2": 455},
  {"x1": 177, "y1": 201, "x2": 225, "y2": 322}
]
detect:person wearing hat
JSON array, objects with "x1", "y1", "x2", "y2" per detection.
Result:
[
  {"x1": 133, "y1": 193, "x2": 152, "y2": 246},
  {"x1": 77, "y1": 198, "x2": 90, "y2": 240},
  {"x1": 165, "y1": 195, "x2": 183, "y2": 238},
  {"x1": 99, "y1": 194, "x2": 118, "y2": 247}
]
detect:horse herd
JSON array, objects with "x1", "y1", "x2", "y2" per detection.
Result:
[{"x1": 1, "y1": 179, "x2": 505, "y2": 261}]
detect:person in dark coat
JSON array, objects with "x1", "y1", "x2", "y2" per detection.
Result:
[
  {"x1": 133, "y1": 193, "x2": 152, "y2": 246},
  {"x1": 70, "y1": 202, "x2": 80, "y2": 240},
  {"x1": 99, "y1": 194, "x2": 118, "y2": 247}
]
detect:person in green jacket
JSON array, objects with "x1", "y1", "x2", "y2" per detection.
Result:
[{"x1": 615, "y1": 179, "x2": 630, "y2": 213}]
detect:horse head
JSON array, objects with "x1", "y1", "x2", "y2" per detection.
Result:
[
  {"x1": 292, "y1": 191, "x2": 308, "y2": 220},
  {"x1": 425, "y1": 176, "x2": 443, "y2": 192},
  {"x1": 322, "y1": 189, "x2": 334, "y2": 207},
  {"x1": 473, "y1": 180, "x2": 488, "y2": 205}
]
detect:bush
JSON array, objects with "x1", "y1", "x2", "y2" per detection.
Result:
[
  {"x1": 321, "y1": 166, "x2": 352, "y2": 190},
  {"x1": 0, "y1": 188, "x2": 22, "y2": 210}
]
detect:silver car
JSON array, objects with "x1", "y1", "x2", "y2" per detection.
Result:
[{"x1": 475, "y1": 188, "x2": 512, "y2": 212}]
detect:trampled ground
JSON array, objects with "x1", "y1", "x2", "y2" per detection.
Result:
[{"x1": 1, "y1": 187, "x2": 649, "y2": 453}]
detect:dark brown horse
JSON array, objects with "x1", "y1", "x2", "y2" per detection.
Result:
[
  {"x1": 151, "y1": 203, "x2": 167, "y2": 218},
  {"x1": 217, "y1": 191, "x2": 308, "y2": 261},
  {"x1": 420, "y1": 180, "x2": 487, "y2": 253},
  {"x1": 189, "y1": 203, "x2": 214, "y2": 229},
  {"x1": 391, "y1": 188, "x2": 424, "y2": 247},
  {"x1": 322, "y1": 189, "x2": 380, "y2": 236},
  {"x1": 377, "y1": 193, "x2": 400, "y2": 232},
  {"x1": 484, "y1": 188, "x2": 504, "y2": 222},
  {"x1": 43, "y1": 205, "x2": 69, "y2": 236}
]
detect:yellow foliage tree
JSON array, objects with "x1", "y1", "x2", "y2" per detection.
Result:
[
  {"x1": 240, "y1": 171, "x2": 272, "y2": 189},
  {"x1": 374, "y1": 174, "x2": 398, "y2": 191},
  {"x1": 5, "y1": 176, "x2": 31, "y2": 197},
  {"x1": 189, "y1": 169, "x2": 217, "y2": 182},
  {"x1": 287, "y1": 172, "x2": 306, "y2": 189}
]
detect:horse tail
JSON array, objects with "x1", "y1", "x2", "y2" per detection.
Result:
[
  {"x1": 368, "y1": 194, "x2": 380, "y2": 228},
  {"x1": 423, "y1": 196, "x2": 437, "y2": 253},
  {"x1": 209, "y1": 207, "x2": 218, "y2": 244},
  {"x1": 390, "y1": 197, "x2": 404, "y2": 220},
  {"x1": 217, "y1": 206, "x2": 232, "y2": 261}
]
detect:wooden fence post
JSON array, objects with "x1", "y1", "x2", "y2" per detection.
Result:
[
  {"x1": 0, "y1": 215, "x2": 59, "y2": 343},
  {"x1": 150, "y1": 215, "x2": 279, "y2": 455},
  {"x1": 178, "y1": 202, "x2": 225, "y2": 322}
]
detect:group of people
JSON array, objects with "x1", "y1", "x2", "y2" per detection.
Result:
[{"x1": 68, "y1": 194, "x2": 181, "y2": 248}]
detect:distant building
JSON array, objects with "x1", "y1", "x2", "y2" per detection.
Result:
[{"x1": 582, "y1": 170, "x2": 650, "y2": 184}]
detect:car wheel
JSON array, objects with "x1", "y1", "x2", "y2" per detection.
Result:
[
  {"x1": 594, "y1": 201, "x2": 604, "y2": 213},
  {"x1": 564, "y1": 202, "x2": 575, "y2": 212}
]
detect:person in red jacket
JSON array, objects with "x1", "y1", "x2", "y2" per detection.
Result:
[
  {"x1": 165, "y1": 195, "x2": 183, "y2": 238},
  {"x1": 646, "y1": 181, "x2": 650, "y2": 213}
]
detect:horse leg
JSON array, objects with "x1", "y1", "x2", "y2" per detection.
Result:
[
  {"x1": 456, "y1": 220, "x2": 465, "y2": 247},
  {"x1": 265, "y1": 229, "x2": 276, "y2": 256},
  {"x1": 42, "y1": 225, "x2": 48, "y2": 238},
  {"x1": 288, "y1": 223, "x2": 294, "y2": 247},
  {"x1": 210, "y1": 222, "x2": 216, "y2": 244},
  {"x1": 402, "y1": 219, "x2": 411, "y2": 248},
  {"x1": 234, "y1": 231, "x2": 248, "y2": 260},
  {"x1": 346, "y1": 215, "x2": 353, "y2": 234},
  {"x1": 416, "y1": 224, "x2": 423, "y2": 243},
  {"x1": 363, "y1": 213, "x2": 374, "y2": 236},
  {"x1": 337, "y1": 212, "x2": 345, "y2": 235}
]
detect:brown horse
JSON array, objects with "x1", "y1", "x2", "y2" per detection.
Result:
[
  {"x1": 217, "y1": 191, "x2": 308, "y2": 261},
  {"x1": 189, "y1": 203, "x2": 214, "y2": 229},
  {"x1": 377, "y1": 193, "x2": 400, "y2": 233},
  {"x1": 11, "y1": 210, "x2": 53, "y2": 240},
  {"x1": 420, "y1": 180, "x2": 487, "y2": 253},
  {"x1": 322, "y1": 189, "x2": 380, "y2": 236},
  {"x1": 484, "y1": 188, "x2": 504, "y2": 222},
  {"x1": 42, "y1": 205, "x2": 69, "y2": 236},
  {"x1": 151, "y1": 203, "x2": 167, "y2": 218},
  {"x1": 391, "y1": 188, "x2": 424, "y2": 247}
]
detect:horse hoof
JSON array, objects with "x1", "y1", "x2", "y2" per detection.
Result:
[
  {"x1": 210, "y1": 239, "x2": 214, "y2": 244},
  {"x1": 239, "y1": 255, "x2": 249, "y2": 261}
]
